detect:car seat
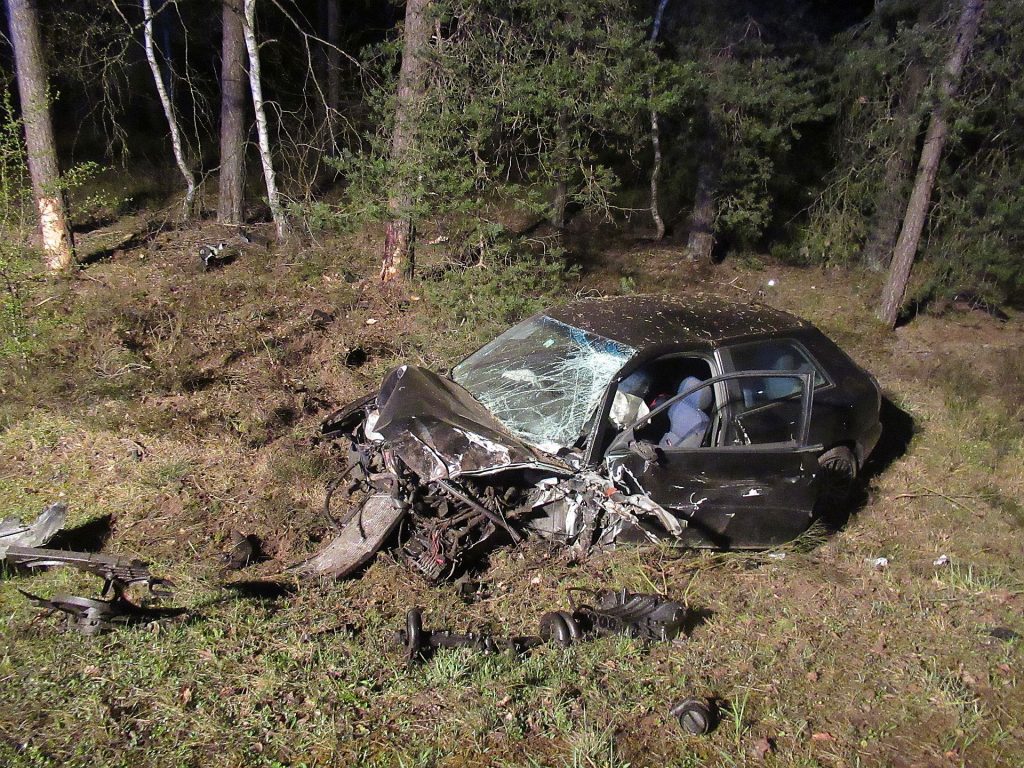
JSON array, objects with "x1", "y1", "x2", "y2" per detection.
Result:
[{"x1": 659, "y1": 376, "x2": 712, "y2": 449}]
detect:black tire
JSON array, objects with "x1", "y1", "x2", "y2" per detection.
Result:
[{"x1": 817, "y1": 445, "x2": 857, "y2": 511}]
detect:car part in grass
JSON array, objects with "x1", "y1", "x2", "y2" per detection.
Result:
[
  {"x1": 538, "y1": 609, "x2": 584, "y2": 647},
  {"x1": 395, "y1": 607, "x2": 541, "y2": 663},
  {"x1": 288, "y1": 494, "x2": 406, "y2": 579},
  {"x1": 669, "y1": 697, "x2": 715, "y2": 735},
  {"x1": 565, "y1": 588, "x2": 687, "y2": 642},
  {"x1": 399, "y1": 588, "x2": 688, "y2": 662},
  {"x1": 17, "y1": 589, "x2": 177, "y2": 636},
  {"x1": 5, "y1": 546, "x2": 174, "y2": 597},
  {"x1": 10, "y1": 547, "x2": 179, "y2": 635},
  {"x1": 0, "y1": 502, "x2": 66, "y2": 558}
]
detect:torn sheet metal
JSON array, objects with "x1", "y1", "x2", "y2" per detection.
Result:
[
  {"x1": 372, "y1": 365, "x2": 573, "y2": 482},
  {"x1": 526, "y1": 471, "x2": 684, "y2": 554},
  {"x1": 11, "y1": 546, "x2": 179, "y2": 635},
  {"x1": 0, "y1": 502, "x2": 66, "y2": 558}
]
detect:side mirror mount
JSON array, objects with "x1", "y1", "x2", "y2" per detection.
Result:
[{"x1": 628, "y1": 439, "x2": 660, "y2": 465}]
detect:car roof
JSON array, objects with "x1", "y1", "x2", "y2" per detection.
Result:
[{"x1": 544, "y1": 294, "x2": 810, "y2": 349}]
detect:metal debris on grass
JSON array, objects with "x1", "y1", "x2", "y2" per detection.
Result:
[
  {"x1": 7, "y1": 546, "x2": 178, "y2": 635},
  {"x1": 0, "y1": 502, "x2": 67, "y2": 558},
  {"x1": 395, "y1": 588, "x2": 689, "y2": 663}
]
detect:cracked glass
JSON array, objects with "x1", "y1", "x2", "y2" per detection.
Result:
[{"x1": 452, "y1": 316, "x2": 636, "y2": 450}]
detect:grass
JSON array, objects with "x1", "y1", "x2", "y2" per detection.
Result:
[{"x1": 1, "y1": 219, "x2": 1023, "y2": 767}]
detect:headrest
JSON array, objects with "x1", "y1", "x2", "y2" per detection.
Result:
[
  {"x1": 618, "y1": 369, "x2": 652, "y2": 397},
  {"x1": 678, "y1": 376, "x2": 712, "y2": 410}
]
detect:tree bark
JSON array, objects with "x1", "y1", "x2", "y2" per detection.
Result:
[
  {"x1": 549, "y1": 111, "x2": 570, "y2": 229},
  {"x1": 686, "y1": 121, "x2": 718, "y2": 262},
  {"x1": 862, "y1": 62, "x2": 927, "y2": 271},
  {"x1": 6, "y1": 0, "x2": 74, "y2": 270},
  {"x1": 382, "y1": 0, "x2": 432, "y2": 282},
  {"x1": 142, "y1": 0, "x2": 197, "y2": 220},
  {"x1": 647, "y1": 0, "x2": 670, "y2": 241},
  {"x1": 878, "y1": 0, "x2": 985, "y2": 327},
  {"x1": 218, "y1": 0, "x2": 247, "y2": 225},
  {"x1": 326, "y1": 0, "x2": 341, "y2": 122},
  {"x1": 242, "y1": 0, "x2": 289, "y2": 241},
  {"x1": 648, "y1": 109, "x2": 665, "y2": 240}
]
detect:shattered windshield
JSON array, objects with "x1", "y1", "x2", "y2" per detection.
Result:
[{"x1": 451, "y1": 316, "x2": 635, "y2": 450}]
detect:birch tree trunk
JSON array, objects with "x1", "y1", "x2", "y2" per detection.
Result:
[
  {"x1": 382, "y1": 0, "x2": 431, "y2": 282},
  {"x1": 242, "y1": 0, "x2": 289, "y2": 241},
  {"x1": 878, "y1": 0, "x2": 985, "y2": 327},
  {"x1": 647, "y1": 0, "x2": 670, "y2": 241},
  {"x1": 6, "y1": 0, "x2": 74, "y2": 270},
  {"x1": 142, "y1": 0, "x2": 197, "y2": 220},
  {"x1": 218, "y1": 0, "x2": 247, "y2": 225}
]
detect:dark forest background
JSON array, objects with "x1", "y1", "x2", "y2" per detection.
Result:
[{"x1": 1, "y1": 0, "x2": 1021, "y2": 312}]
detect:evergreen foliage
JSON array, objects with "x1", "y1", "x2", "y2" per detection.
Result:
[
  {"x1": 803, "y1": 0, "x2": 1024, "y2": 301},
  {"x1": 334, "y1": 0, "x2": 670, "y2": 251}
]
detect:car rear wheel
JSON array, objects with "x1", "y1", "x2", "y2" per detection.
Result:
[{"x1": 817, "y1": 445, "x2": 857, "y2": 511}]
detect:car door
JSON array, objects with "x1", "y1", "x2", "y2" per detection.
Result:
[{"x1": 603, "y1": 371, "x2": 822, "y2": 548}]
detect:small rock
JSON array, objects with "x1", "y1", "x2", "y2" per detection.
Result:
[
  {"x1": 933, "y1": 554, "x2": 950, "y2": 567},
  {"x1": 751, "y1": 736, "x2": 774, "y2": 760},
  {"x1": 866, "y1": 556, "x2": 889, "y2": 570}
]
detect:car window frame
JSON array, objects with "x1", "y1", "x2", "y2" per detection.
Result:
[
  {"x1": 607, "y1": 370, "x2": 815, "y2": 454},
  {"x1": 583, "y1": 349, "x2": 718, "y2": 466},
  {"x1": 717, "y1": 337, "x2": 835, "y2": 395}
]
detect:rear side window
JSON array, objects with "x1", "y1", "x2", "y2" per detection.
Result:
[{"x1": 725, "y1": 339, "x2": 829, "y2": 407}]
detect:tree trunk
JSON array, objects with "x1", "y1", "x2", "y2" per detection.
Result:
[
  {"x1": 218, "y1": 0, "x2": 247, "y2": 225},
  {"x1": 326, "y1": 0, "x2": 341, "y2": 123},
  {"x1": 878, "y1": 0, "x2": 985, "y2": 327},
  {"x1": 142, "y1": 0, "x2": 197, "y2": 220},
  {"x1": 549, "y1": 112, "x2": 569, "y2": 229},
  {"x1": 242, "y1": 0, "x2": 289, "y2": 241},
  {"x1": 550, "y1": 179, "x2": 568, "y2": 229},
  {"x1": 647, "y1": 0, "x2": 670, "y2": 240},
  {"x1": 6, "y1": 0, "x2": 74, "y2": 270},
  {"x1": 862, "y1": 63, "x2": 927, "y2": 271},
  {"x1": 648, "y1": 109, "x2": 665, "y2": 240},
  {"x1": 686, "y1": 122, "x2": 718, "y2": 262},
  {"x1": 382, "y1": 0, "x2": 432, "y2": 282}
]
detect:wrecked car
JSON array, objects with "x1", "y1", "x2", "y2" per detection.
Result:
[{"x1": 294, "y1": 295, "x2": 882, "y2": 581}]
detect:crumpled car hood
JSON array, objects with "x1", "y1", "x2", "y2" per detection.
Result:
[{"x1": 374, "y1": 365, "x2": 573, "y2": 482}]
